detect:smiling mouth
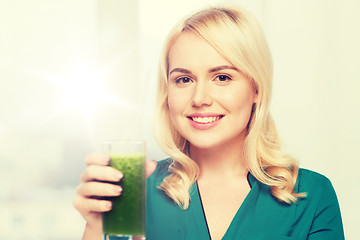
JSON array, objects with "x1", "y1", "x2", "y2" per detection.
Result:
[{"x1": 187, "y1": 115, "x2": 224, "y2": 124}]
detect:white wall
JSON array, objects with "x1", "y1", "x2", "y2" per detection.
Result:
[
  {"x1": 0, "y1": 0, "x2": 358, "y2": 239},
  {"x1": 0, "y1": 0, "x2": 99, "y2": 239}
]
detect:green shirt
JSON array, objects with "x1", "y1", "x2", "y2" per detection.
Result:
[
  {"x1": 108, "y1": 158, "x2": 344, "y2": 239},
  {"x1": 146, "y1": 159, "x2": 344, "y2": 240}
]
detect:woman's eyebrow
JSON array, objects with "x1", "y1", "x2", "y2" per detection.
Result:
[
  {"x1": 169, "y1": 65, "x2": 238, "y2": 76},
  {"x1": 208, "y1": 65, "x2": 238, "y2": 73},
  {"x1": 169, "y1": 68, "x2": 192, "y2": 75}
]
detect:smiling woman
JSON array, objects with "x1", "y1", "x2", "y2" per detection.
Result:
[
  {"x1": 150, "y1": 5, "x2": 344, "y2": 239},
  {"x1": 167, "y1": 32, "x2": 257, "y2": 151},
  {"x1": 74, "y1": 4, "x2": 345, "y2": 240}
]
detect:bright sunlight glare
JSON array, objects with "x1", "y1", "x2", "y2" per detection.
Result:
[{"x1": 52, "y1": 62, "x2": 115, "y2": 118}]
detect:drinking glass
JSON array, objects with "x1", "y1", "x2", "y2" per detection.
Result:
[{"x1": 102, "y1": 140, "x2": 146, "y2": 240}]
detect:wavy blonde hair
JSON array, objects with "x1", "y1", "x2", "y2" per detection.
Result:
[{"x1": 153, "y1": 5, "x2": 304, "y2": 210}]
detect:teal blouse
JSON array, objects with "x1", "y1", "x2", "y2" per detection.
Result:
[{"x1": 112, "y1": 158, "x2": 344, "y2": 240}]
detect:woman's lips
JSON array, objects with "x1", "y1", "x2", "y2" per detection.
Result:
[{"x1": 187, "y1": 114, "x2": 224, "y2": 130}]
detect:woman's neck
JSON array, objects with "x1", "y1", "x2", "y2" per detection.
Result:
[{"x1": 190, "y1": 139, "x2": 248, "y2": 180}]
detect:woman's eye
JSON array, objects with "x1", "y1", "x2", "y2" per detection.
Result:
[
  {"x1": 215, "y1": 75, "x2": 231, "y2": 82},
  {"x1": 175, "y1": 77, "x2": 192, "y2": 84}
]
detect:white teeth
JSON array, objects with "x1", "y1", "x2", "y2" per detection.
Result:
[{"x1": 192, "y1": 116, "x2": 220, "y2": 123}]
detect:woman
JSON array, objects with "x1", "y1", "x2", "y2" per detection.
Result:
[{"x1": 74, "y1": 5, "x2": 344, "y2": 240}]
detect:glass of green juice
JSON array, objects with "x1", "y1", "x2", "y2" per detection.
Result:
[{"x1": 102, "y1": 140, "x2": 146, "y2": 240}]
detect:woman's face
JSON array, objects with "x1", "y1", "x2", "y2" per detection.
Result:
[{"x1": 167, "y1": 32, "x2": 257, "y2": 150}]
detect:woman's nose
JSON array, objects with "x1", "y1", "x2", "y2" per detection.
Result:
[{"x1": 191, "y1": 82, "x2": 213, "y2": 107}]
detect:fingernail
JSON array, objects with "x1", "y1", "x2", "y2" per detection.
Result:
[
  {"x1": 103, "y1": 156, "x2": 110, "y2": 165},
  {"x1": 114, "y1": 172, "x2": 123, "y2": 181},
  {"x1": 114, "y1": 186, "x2": 122, "y2": 194},
  {"x1": 105, "y1": 201, "x2": 112, "y2": 209}
]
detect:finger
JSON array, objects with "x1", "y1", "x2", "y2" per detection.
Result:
[
  {"x1": 80, "y1": 165, "x2": 123, "y2": 182},
  {"x1": 77, "y1": 181, "x2": 122, "y2": 197},
  {"x1": 85, "y1": 153, "x2": 110, "y2": 166},
  {"x1": 145, "y1": 160, "x2": 157, "y2": 179},
  {"x1": 73, "y1": 195, "x2": 112, "y2": 213}
]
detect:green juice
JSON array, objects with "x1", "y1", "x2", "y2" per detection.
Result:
[{"x1": 103, "y1": 154, "x2": 145, "y2": 235}]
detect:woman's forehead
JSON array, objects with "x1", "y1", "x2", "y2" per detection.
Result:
[{"x1": 168, "y1": 32, "x2": 233, "y2": 72}]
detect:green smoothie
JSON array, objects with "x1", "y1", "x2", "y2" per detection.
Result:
[{"x1": 102, "y1": 153, "x2": 145, "y2": 235}]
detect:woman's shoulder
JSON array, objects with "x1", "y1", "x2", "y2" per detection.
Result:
[
  {"x1": 295, "y1": 169, "x2": 344, "y2": 238},
  {"x1": 297, "y1": 168, "x2": 330, "y2": 183},
  {"x1": 156, "y1": 158, "x2": 173, "y2": 170},
  {"x1": 296, "y1": 168, "x2": 337, "y2": 200},
  {"x1": 297, "y1": 168, "x2": 331, "y2": 185},
  {"x1": 154, "y1": 158, "x2": 172, "y2": 176},
  {"x1": 147, "y1": 158, "x2": 173, "y2": 185}
]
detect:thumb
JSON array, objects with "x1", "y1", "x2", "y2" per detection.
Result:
[{"x1": 145, "y1": 160, "x2": 157, "y2": 179}]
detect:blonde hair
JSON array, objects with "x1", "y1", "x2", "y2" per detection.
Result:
[{"x1": 153, "y1": 5, "x2": 304, "y2": 209}]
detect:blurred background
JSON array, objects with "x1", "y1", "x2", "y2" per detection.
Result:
[{"x1": 0, "y1": 0, "x2": 359, "y2": 239}]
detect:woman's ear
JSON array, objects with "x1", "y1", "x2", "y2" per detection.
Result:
[
  {"x1": 253, "y1": 89, "x2": 258, "y2": 103},
  {"x1": 249, "y1": 77, "x2": 258, "y2": 103}
]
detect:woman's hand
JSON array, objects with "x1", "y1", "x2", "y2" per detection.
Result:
[{"x1": 73, "y1": 153, "x2": 157, "y2": 240}]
